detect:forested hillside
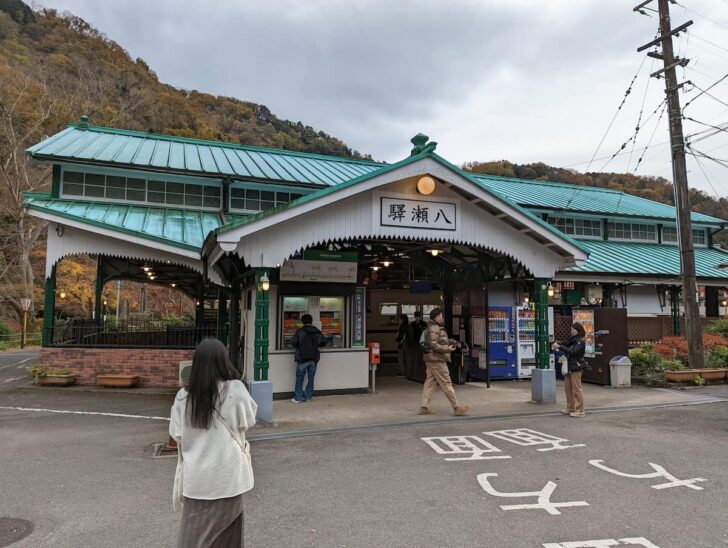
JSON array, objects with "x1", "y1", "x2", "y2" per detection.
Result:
[
  {"x1": 463, "y1": 160, "x2": 728, "y2": 223},
  {"x1": 0, "y1": 0, "x2": 369, "y2": 326}
]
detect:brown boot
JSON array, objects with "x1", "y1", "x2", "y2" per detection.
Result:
[
  {"x1": 453, "y1": 405, "x2": 470, "y2": 416},
  {"x1": 418, "y1": 407, "x2": 434, "y2": 415}
]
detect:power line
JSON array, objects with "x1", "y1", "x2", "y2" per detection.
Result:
[
  {"x1": 633, "y1": 101, "x2": 669, "y2": 173},
  {"x1": 585, "y1": 52, "x2": 650, "y2": 172},
  {"x1": 692, "y1": 35, "x2": 728, "y2": 55},
  {"x1": 689, "y1": 146, "x2": 728, "y2": 169},
  {"x1": 675, "y1": 2, "x2": 728, "y2": 31},
  {"x1": 628, "y1": 56, "x2": 657, "y2": 171},
  {"x1": 683, "y1": 72, "x2": 728, "y2": 109},
  {"x1": 685, "y1": 147, "x2": 723, "y2": 199}
]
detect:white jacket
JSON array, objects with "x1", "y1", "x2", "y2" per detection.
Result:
[{"x1": 170, "y1": 380, "x2": 257, "y2": 510}]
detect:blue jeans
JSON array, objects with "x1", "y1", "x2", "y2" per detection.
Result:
[{"x1": 294, "y1": 361, "x2": 317, "y2": 401}]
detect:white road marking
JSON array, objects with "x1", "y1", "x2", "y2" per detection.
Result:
[
  {"x1": 477, "y1": 473, "x2": 589, "y2": 515},
  {"x1": 19, "y1": 358, "x2": 33, "y2": 364},
  {"x1": 589, "y1": 459, "x2": 706, "y2": 490},
  {"x1": 421, "y1": 435, "x2": 512, "y2": 461},
  {"x1": 1, "y1": 377, "x2": 24, "y2": 383},
  {"x1": 0, "y1": 406, "x2": 169, "y2": 421},
  {"x1": 543, "y1": 538, "x2": 660, "y2": 548},
  {"x1": 483, "y1": 428, "x2": 586, "y2": 452}
]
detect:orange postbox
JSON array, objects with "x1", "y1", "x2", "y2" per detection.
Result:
[{"x1": 368, "y1": 342, "x2": 381, "y2": 365}]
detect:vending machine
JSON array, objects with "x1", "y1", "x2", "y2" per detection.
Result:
[
  {"x1": 572, "y1": 307, "x2": 628, "y2": 385},
  {"x1": 486, "y1": 306, "x2": 517, "y2": 379},
  {"x1": 515, "y1": 307, "x2": 536, "y2": 378}
]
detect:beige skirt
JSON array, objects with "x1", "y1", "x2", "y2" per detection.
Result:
[{"x1": 178, "y1": 494, "x2": 244, "y2": 548}]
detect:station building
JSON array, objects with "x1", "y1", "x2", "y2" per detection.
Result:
[{"x1": 24, "y1": 119, "x2": 728, "y2": 396}]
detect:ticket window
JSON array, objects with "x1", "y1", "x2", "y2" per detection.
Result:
[
  {"x1": 320, "y1": 296, "x2": 344, "y2": 349},
  {"x1": 281, "y1": 295, "x2": 345, "y2": 349}
]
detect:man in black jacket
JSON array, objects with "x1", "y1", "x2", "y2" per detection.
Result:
[{"x1": 291, "y1": 314, "x2": 327, "y2": 403}]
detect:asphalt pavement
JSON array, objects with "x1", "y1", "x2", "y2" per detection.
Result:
[{"x1": 1, "y1": 349, "x2": 726, "y2": 548}]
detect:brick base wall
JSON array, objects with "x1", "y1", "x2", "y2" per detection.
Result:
[{"x1": 39, "y1": 347, "x2": 195, "y2": 388}]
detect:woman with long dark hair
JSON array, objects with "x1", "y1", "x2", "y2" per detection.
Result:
[
  {"x1": 170, "y1": 338, "x2": 257, "y2": 547},
  {"x1": 552, "y1": 322, "x2": 587, "y2": 418}
]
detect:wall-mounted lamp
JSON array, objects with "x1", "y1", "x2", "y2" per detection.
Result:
[
  {"x1": 171, "y1": 283, "x2": 177, "y2": 288},
  {"x1": 60, "y1": 291, "x2": 66, "y2": 299},
  {"x1": 524, "y1": 295, "x2": 530, "y2": 304},
  {"x1": 259, "y1": 272, "x2": 270, "y2": 292},
  {"x1": 547, "y1": 282, "x2": 555, "y2": 298},
  {"x1": 417, "y1": 175, "x2": 436, "y2": 195}
]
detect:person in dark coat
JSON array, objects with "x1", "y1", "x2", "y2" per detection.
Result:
[
  {"x1": 290, "y1": 314, "x2": 327, "y2": 403},
  {"x1": 395, "y1": 314, "x2": 413, "y2": 376},
  {"x1": 552, "y1": 322, "x2": 587, "y2": 417}
]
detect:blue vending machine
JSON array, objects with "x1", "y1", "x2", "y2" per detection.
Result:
[{"x1": 487, "y1": 306, "x2": 517, "y2": 379}]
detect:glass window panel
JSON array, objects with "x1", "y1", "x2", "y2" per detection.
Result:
[
  {"x1": 148, "y1": 180, "x2": 165, "y2": 192},
  {"x1": 185, "y1": 184, "x2": 203, "y2": 196},
  {"x1": 84, "y1": 185, "x2": 105, "y2": 197},
  {"x1": 148, "y1": 191, "x2": 165, "y2": 203},
  {"x1": 167, "y1": 193, "x2": 184, "y2": 205},
  {"x1": 105, "y1": 187, "x2": 125, "y2": 199},
  {"x1": 289, "y1": 193, "x2": 302, "y2": 201},
  {"x1": 260, "y1": 200, "x2": 275, "y2": 210},
  {"x1": 204, "y1": 186, "x2": 221, "y2": 198},
  {"x1": 167, "y1": 182, "x2": 184, "y2": 194},
  {"x1": 63, "y1": 171, "x2": 84, "y2": 184},
  {"x1": 63, "y1": 183, "x2": 83, "y2": 196},
  {"x1": 261, "y1": 190, "x2": 274, "y2": 201},
  {"x1": 230, "y1": 198, "x2": 245, "y2": 210},
  {"x1": 246, "y1": 189, "x2": 259, "y2": 200},
  {"x1": 276, "y1": 192, "x2": 290, "y2": 204},
  {"x1": 231, "y1": 188, "x2": 245, "y2": 199},
  {"x1": 185, "y1": 194, "x2": 202, "y2": 207},
  {"x1": 127, "y1": 189, "x2": 146, "y2": 201},
  {"x1": 85, "y1": 173, "x2": 105, "y2": 186},
  {"x1": 203, "y1": 195, "x2": 220, "y2": 208},
  {"x1": 245, "y1": 198, "x2": 260, "y2": 210},
  {"x1": 127, "y1": 178, "x2": 145, "y2": 190},
  {"x1": 107, "y1": 175, "x2": 126, "y2": 189}
]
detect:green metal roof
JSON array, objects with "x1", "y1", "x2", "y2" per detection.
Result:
[
  {"x1": 565, "y1": 239, "x2": 728, "y2": 279},
  {"x1": 473, "y1": 174, "x2": 725, "y2": 225},
  {"x1": 23, "y1": 194, "x2": 247, "y2": 252},
  {"x1": 27, "y1": 125, "x2": 384, "y2": 186},
  {"x1": 213, "y1": 149, "x2": 589, "y2": 257}
]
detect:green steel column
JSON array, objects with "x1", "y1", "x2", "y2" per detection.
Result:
[
  {"x1": 254, "y1": 270, "x2": 270, "y2": 381},
  {"x1": 671, "y1": 287, "x2": 681, "y2": 336},
  {"x1": 534, "y1": 279, "x2": 550, "y2": 369},
  {"x1": 94, "y1": 256, "x2": 104, "y2": 322},
  {"x1": 42, "y1": 265, "x2": 57, "y2": 347}
]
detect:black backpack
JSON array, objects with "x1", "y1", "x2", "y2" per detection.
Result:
[
  {"x1": 419, "y1": 328, "x2": 432, "y2": 353},
  {"x1": 297, "y1": 326, "x2": 323, "y2": 361}
]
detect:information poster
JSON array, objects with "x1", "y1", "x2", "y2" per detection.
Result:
[
  {"x1": 471, "y1": 316, "x2": 486, "y2": 347},
  {"x1": 573, "y1": 309, "x2": 596, "y2": 358},
  {"x1": 352, "y1": 287, "x2": 365, "y2": 347}
]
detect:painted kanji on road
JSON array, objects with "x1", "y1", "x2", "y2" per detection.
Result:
[
  {"x1": 421, "y1": 436, "x2": 512, "y2": 461},
  {"x1": 483, "y1": 428, "x2": 586, "y2": 452},
  {"x1": 543, "y1": 538, "x2": 660, "y2": 548},
  {"x1": 477, "y1": 473, "x2": 589, "y2": 515},
  {"x1": 589, "y1": 460, "x2": 707, "y2": 491}
]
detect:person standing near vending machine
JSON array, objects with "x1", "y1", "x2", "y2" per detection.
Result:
[
  {"x1": 552, "y1": 322, "x2": 587, "y2": 417},
  {"x1": 291, "y1": 314, "x2": 327, "y2": 403}
]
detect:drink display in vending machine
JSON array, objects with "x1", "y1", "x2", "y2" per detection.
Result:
[
  {"x1": 515, "y1": 307, "x2": 536, "y2": 378},
  {"x1": 487, "y1": 306, "x2": 516, "y2": 379}
]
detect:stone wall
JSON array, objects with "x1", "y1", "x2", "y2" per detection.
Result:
[{"x1": 39, "y1": 347, "x2": 194, "y2": 387}]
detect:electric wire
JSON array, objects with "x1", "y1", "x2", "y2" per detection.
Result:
[
  {"x1": 684, "y1": 74, "x2": 728, "y2": 110},
  {"x1": 675, "y1": 2, "x2": 728, "y2": 32},
  {"x1": 633, "y1": 101, "x2": 669, "y2": 174},
  {"x1": 685, "y1": 146, "x2": 723, "y2": 199},
  {"x1": 628, "y1": 55, "x2": 657, "y2": 171},
  {"x1": 585, "y1": 52, "x2": 650, "y2": 172}
]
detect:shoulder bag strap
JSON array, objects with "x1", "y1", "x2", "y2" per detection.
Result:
[{"x1": 213, "y1": 408, "x2": 250, "y2": 456}]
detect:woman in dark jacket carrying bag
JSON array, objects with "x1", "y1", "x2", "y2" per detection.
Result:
[{"x1": 552, "y1": 322, "x2": 587, "y2": 418}]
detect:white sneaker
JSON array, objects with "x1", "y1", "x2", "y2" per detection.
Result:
[{"x1": 291, "y1": 399, "x2": 301, "y2": 404}]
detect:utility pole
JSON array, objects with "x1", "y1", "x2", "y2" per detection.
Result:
[{"x1": 636, "y1": 0, "x2": 704, "y2": 367}]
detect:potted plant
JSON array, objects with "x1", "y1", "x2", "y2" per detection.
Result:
[
  {"x1": 27, "y1": 365, "x2": 76, "y2": 386},
  {"x1": 97, "y1": 374, "x2": 140, "y2": 388}
]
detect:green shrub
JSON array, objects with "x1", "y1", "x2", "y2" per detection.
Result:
[
  {"x1": 660, "y1": 359, "x2": 684, "y2": 371},
  {"x1": 705, "y1": 319, "x2": 728, "y2": 338},
  {"x1": 629, "y1": 346, "x2": 662, "y2": 375},
  {"x1": 692, "y1": 375, "x2": 706, "y2": 386},
  {"x1": 707, "y1": 346, "x2": 728, "y2": 368},
  {"x1": 27, "y1": 366, "x2": 71, "y2": 379}
]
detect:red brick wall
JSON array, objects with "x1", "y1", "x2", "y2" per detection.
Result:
[{"x1": 39, "y1": 348, "x2": 195, "y2": 387}]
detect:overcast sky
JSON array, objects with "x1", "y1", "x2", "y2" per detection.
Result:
[{"x1": 34, "y1": 0, "x2": 728, "y2": 195}]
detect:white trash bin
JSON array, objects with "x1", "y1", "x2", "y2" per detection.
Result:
[{"x1": 609, "y1": 355, "x2": 632, "y2": 387}]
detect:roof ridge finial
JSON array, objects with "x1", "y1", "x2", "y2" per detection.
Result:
[
  {"x1": 410, "y1": 133, "x2": 437, "y2": 156},
  {"x1": 78, "y1": 115, "x2": 89, "y2": 129}
]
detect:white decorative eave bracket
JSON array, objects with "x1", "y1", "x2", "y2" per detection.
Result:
[{"x1": 206, "y1": 155, "x2": 588, "y2": 278}]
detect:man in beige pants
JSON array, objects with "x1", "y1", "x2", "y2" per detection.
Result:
[{"x1": 418, "y1": 308, "x2": 470, "y2": 416}]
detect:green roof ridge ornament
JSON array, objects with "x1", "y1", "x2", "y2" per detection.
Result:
[
  {"x1": 410, "y1": 133, "x2": 437, "y2": 156},
  {"x1": 79, "y1": 115, "x2": 89, "y2": 129}
]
